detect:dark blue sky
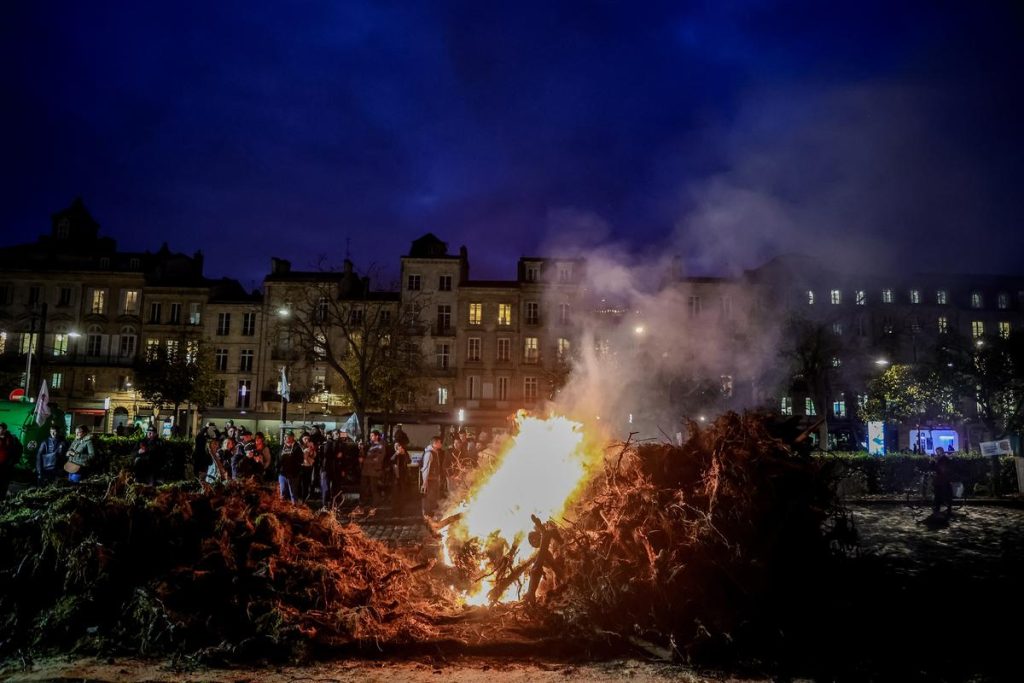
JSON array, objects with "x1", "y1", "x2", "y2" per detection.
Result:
[{"x1": 3, "y1": 1, "x2": 1022, "y2": 289}]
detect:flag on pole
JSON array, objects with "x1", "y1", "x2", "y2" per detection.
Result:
[
  {"x1": 279, "y1": 367, "x2": 290, "y2": 401},
  {"x1": 34, "y1": 379, "x2": 51, "y2": 426}
]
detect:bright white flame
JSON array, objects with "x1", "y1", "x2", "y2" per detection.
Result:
[{"x1": 442, "y1": 412, "x2": 598, "y2": 604}]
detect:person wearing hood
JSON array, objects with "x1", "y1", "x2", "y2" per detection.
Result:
[
  {"x1": 0, "y1": 422, "x2": 22, "y2": 499},
  {"x1": 65, "y1": 425, "x2": 96, "y2": 483},
  {"x1": 36, "y1": 425, "x2": 66, "y2": 484}
]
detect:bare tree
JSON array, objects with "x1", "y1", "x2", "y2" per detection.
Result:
[{"x1": 273, "y1": 266, "x2": 423, "y2": 434}]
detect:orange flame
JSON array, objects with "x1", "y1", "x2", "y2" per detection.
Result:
[{"x1": 441, "y1": 411, "x2": 600, "y2": 605}]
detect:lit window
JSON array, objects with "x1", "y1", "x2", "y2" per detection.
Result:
[
  {"x1": 498, "y1": 304, "x2": 512, "y2": 326},
  {"x1": 830, "y1": 289, "x2": 841, "y2": 305},
  {"x1": 910, "y1": 290, "x2": 920, "y2": 304},
  {"x1": 524, "y1": 337, "x2": 539, "y2": 362},
  {"x1": 807, "y1": 290, "x2": 815, "y2": 305},
  {"x1": 189, "y1": 303, "x2": 201, "y2": 325},
  {"x1": 971, "y1": 291, "x2": 983, "y2": 309},
  {"x1": 831, "y1": 356, "x2": 842, "y2": 368},
  {"x1": 998, "y1": 292, "x2": 1009, "y2": 309},
  {"x1": 165, "y1": 338, "x2": 179, "y2": 359},
  {"x1": 999, "y1": 322, "x2": 1011, "y2": 339},
  {"x1": 936, "y1": 290, "x2": 948, "y2": 305},
  {"x1": 831, "y1": 322, "x2": 843, "y2": 336},
  {"x1": 524, "y1": 377, "x2": 539, "y2": 400},
  {"x1": 146, "y1": 338, "x2": 161, "y2": 360},
  {"x1": 53, "y1": 333, "x2": 69, "y2": 356},
  {"x1": 882, "y1": 289, "x2": 893, "y2": 304},
  {"x1": 780, "y1": 396, "x2": 793, "y2": 416},
  {"x1": 237, "y1": 380, "x2": 251, "y2": 408},
  {"x1": 557, "y1": 337, "x2": 571, "y2": 360},
  {"x1": 496, "y1": 338, "x2": 510, "y2": 361},
  {"x1": 50, "y1": 372, "x2": 63, "y2": 390},
  {"x1": 972, "y1": 321, "x2": 984, "y2": 338},
  {"x1": 805, "y1": 398, "x2": 816, "y2": 416},
  {"x1": 467, "y1": 337, "x2": 481, "y2": 361},
  {"x1": 938, "y1": 316, "x2": 949, "y2": 334},
  {"x1": 855, "y1": 290, "x2": 866, "y2": 305},
  {"x1": 833, "y1": 397, "x2": 847, "y2": 418},
  {"x1": 468, "y1": 303, "x2": 482, "y2": 325},
  {"x1": 122, "y1": 290, "x2": 139, "y2": 315},
  {"x1": 91, "y1": 289, "x2": 106, "y2": 314},
  {"x1": 20, "y1": 333, "x2": 38, "y2": 355},
  {"x1": 437, "y1": 386, "x2": 448, "y2": 405},
  {"x1": 185, "y1": 340, "x2": 199, "y2": 364},
  {"x1": 0, "y1": 331, "x2": 6, "y2": 354}
]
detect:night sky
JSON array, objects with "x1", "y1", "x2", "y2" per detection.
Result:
[{"x1": 3, "y1": 1, "x2": 1022, "y2": 290}]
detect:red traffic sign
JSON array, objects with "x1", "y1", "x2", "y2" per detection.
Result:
[{"x1": 9, "y1": 388, "x2": 25, "y2": 401}]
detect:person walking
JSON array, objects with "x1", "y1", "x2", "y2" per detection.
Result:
[{"x1": 134, "y1": 425, "x2": 163, "y2": 485}]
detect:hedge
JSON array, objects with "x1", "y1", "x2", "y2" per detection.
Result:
[{"x1": 816, "y1": 452, "x2": 1020, "y2": 497}]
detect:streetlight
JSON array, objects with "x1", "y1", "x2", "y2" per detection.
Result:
[
  {"x1": 875, "y1": 358, "x2": 890, "y2": 366},
  {"x1": 634, "y1": 325, "x2": 645, "y2": 335}
]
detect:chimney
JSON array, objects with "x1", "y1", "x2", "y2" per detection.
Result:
[
  {"x1": 459, "y1": 245, "x2": 470, "y2": 283},
  {"x1": 271, "y1": 257, "x2": 291, "y2": 275}
]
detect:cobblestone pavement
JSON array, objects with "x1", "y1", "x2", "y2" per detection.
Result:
[{"x1": 849, "y1": 502, "x2": 1024, "y2": 580}]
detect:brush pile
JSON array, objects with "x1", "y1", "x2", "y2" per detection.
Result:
[
  {"x1": 0, "y1": 475, "x2": 434, "y2": 661},
  {"x1": 541, "y1": 412, "x2": 846, "y2": 661}
]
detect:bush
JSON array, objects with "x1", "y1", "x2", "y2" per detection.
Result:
[
  {"x1": 15, "y1": 436, "x2": 196, "y2": 481},
  {"x1": 817, "y1": 451, "x2": 1019, "y2": 496}
]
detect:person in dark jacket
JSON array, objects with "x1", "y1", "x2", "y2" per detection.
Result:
[
  {"x1": 0, "y1": 422, "x2": 22, "y2": 499},
  {"x1": 36, "y1": 426, "x2": 66, "y2": 484},
  {"x1": 278, "y1": 432, "x2": 303, "y2": 503},
  {"x1": 134, "y1": 426, "x2": 163, "y2": 485}
]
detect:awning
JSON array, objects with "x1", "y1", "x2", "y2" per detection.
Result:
[{"x1": 72, "y1": 409, "x2": 106, "y2": 416}]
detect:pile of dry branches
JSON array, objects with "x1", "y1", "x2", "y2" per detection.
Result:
[
  {"x1": 0, "y1": 475, "x2": 435, "y2": 661},
  {"x1": 542, "y1": 412, "x2": 844, "y2": 661}
]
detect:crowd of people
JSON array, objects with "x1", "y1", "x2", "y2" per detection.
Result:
[{"x1": 0, "y1": 417, "x2": 499, "y2": 516}]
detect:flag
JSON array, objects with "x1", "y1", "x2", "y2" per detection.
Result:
[
  {"x1": 279, "y1": 366, "x2": 290, "y2": 402},
  {"x1": 34, "y1": 380, "x2": 51, "y2": 426}
]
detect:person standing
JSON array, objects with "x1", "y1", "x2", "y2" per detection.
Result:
[
  {"x1": 35, "y1": 425, "x2": 66, "y2": 485},
  {"x1": 392, "y1": 441, "x2": 412, "y2": 515},
  {"x1": 278, "y1": 432, "x2": 303, "y2": 503},
  {"x1": 360, "y1": 430, "x2": 385, "y2": 506},
  {"x1": 204, "y1": 437, "x2": 229, "y2": 483},
  {"x1": 65, "y1": 425, "x2": 95, "y2": 484},
  {"x1": 134, "y1": 425, "x2": 163, "y2": 485},
  {"x1": 0, "y1": 423, "x2": 22, "y2": 499},
  {"x1": 420, "y1": 435, "x2": 444, "y2": 517}
]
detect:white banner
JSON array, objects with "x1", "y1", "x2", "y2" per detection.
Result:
[{"x1": 980, "y1": 439, "x2": 1013, "y2": 456}]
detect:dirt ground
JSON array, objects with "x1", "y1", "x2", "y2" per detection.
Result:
[
  {"x1": 3, "y1": 502, "x2": 1022, "y2": 682},
  {"x1": 0, "y1": 656, "x2": 759, "y2": 682}
]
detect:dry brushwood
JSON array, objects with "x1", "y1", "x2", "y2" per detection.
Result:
[
  {"x1": 541, "y1": 412, "x2": 848, "y2": 661},
  {"x1": 0, "y1": 475, "x2": 438, "y2": 661}
]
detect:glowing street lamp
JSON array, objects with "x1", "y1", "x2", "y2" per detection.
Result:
[
  {"x1": 634, "y1": 325, "x2": 645, "y2": 336},
  {"x1": 874, "y1": 358, "x2": 890, "y2": 366}
]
